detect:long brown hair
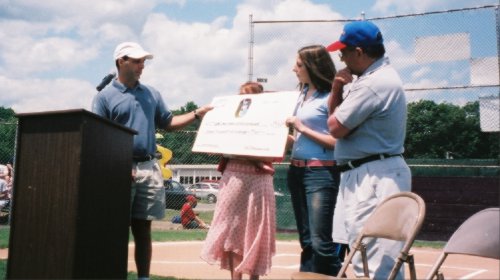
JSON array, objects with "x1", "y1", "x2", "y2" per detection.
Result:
[{"x1": 297, "y1": 45, "x2": 336, "y2": 92}]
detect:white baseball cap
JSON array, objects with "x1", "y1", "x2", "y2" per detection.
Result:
[{"x1": 113, "y1": 42, "x2": 153, "y2": 60}]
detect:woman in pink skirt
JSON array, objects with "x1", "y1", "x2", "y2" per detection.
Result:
[{"x1": 200, "y1": 82, "x2": 278, "y2": 280}]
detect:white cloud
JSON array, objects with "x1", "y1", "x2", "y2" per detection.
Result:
[
  {"x1": 411, "y1": 67, "x2": 431, "y2": 80},
  {"x1": 2, "y1": 37, "x2": 99, "y2": 76},
  {"x1": 0, "y1": 75, "x2": 95, "y2": 113},
  {"x1": 0, "y1": 0, "x2": 497, "y2": 113},
  {"x1": 404, "y1": 78, "x2": 448, "y2": 90},
  {"x1": 138, "y1": 12, "x2": 248, "y2": 108},
  {"x1": 131, "y1": 0, "x2": 344, "y2": 108},
  {"x1": 234, "y1": 0, "x2": 344, "y2": 91},
  {"x1": 0, "y1": 0, "x2": 158, "y2": 22},
  {"x1": 372, "y1": 0, "x2": 495, "y2": 14},
  {"x1": 384, "y1": 40, "x2": 414, "y2": 70},
  {"x1": 0, "y1": 0, "x2": 160, "y2": 78}
]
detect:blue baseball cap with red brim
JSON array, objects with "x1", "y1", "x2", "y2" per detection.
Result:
[{"x1": 326, "y1": 21, "x2": 383, "y2": 52}]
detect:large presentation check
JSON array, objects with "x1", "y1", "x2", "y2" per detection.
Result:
[{"x1": 192, "y1": 91, "x2": 300, "y2": 157}]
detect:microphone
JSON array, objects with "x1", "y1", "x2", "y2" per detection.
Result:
[{"x1": 96, "y1": 72, "x2": 116, "y2": 91}]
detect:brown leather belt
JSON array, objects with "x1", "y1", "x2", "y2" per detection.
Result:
[{"x1": 290, "y1": 159, "x2": 336, "y2": 167}]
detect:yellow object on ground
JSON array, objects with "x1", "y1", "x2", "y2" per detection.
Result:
[{"x1": 156, "y1": 144, "x2": 173, "y2": 179}]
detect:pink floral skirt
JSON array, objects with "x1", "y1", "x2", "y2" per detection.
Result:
[{"x1": 200, "y1": 159, "x2": 276, "y2": 276}]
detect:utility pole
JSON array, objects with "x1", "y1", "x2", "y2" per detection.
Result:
[{"x1": 248, "y1": 14, "x2": 254, "y2": 82}]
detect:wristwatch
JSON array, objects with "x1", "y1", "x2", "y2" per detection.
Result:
[{"x1": 193, "y1": 109, "x2": 200, "y2": 120}]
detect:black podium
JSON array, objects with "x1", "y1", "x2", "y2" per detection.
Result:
[{"x1": 7, "y1": 109, "x2": 136, "y2": 279}]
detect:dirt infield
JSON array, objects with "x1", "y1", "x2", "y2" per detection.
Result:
[
  {"x1": 128, "y1": 241, "x2": 500, "y2": 279},
  {"x1": 0, "y1": 240, "x2": 497, "y2": 279}
]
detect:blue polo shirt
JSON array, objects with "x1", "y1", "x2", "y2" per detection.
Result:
[
  {"x1": 291, "y1": 90, "x2": 334, "y2": 160},
  {"x1": 92, "y1": 79, "x2": 173, "y2": 157}
]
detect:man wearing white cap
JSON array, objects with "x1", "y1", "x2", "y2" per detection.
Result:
[
  {"x1": 92, "y1": 42, "x2": 212, "y2": 280},
  {"x1": 326, "y1": 21, "x2": 411, "y2": 279}
]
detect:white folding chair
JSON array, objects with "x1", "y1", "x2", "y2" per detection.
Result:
[{"x1": 292, "y1": 192, "x2": 426, "y2": 280}]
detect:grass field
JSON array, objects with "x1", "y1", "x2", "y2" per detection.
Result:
[
  {"x1": 0, "y1": 223, "x2": 443, "y2": 250},
  {"x1": 0, "y1": 205, "x2": 445, "y2": 280}
]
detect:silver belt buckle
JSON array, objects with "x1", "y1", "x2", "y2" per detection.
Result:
[{"x1": 347, "y1": 161, "x2": 355, "y2": 169}]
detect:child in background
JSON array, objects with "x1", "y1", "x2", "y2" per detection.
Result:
[
  {"x1": 201, "y1": 82, "x2": 278, "y2": 280},
  {"x1": 181, "y1": 195, "x2": 210, "y2": 229}
]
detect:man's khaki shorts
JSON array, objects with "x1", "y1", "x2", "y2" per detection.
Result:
[{"x1": 130, "y1": 159, "x2": 165, "y2": 220}]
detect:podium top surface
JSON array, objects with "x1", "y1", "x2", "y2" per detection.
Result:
[{"x1": 16, "y1": 108, "x2": 137, "y2": 135}]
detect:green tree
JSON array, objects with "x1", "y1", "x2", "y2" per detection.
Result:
[
  {"x1": 462, "y1": 102, "x2": 499, "y2": 158},
  {"x1": 405, "y1": 100, "x2": 498, "y2": 159},
  {"x1": 0, "y1": 107, "x2": 17, "y2": 163},
  {"x1": 171, "y1": 101, "x2": 200, "y2": 131},
  {"x1": 0, "y1": 107, "x2": 15, "y2": 122},
  {"x1": 157, "y1": 101, "x2": 219, "y2": 164},
  {"x1": 158, "y1": 131, "x2": 219, "y2": 165}
]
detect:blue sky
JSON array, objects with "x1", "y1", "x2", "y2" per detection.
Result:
[{"x1": 0, "y1": 0, "x2": 497, "y2": 113}]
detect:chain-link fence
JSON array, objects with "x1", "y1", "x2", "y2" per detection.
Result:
[
  {"x1": 2, "y1": 123, "x2": 497, "y2": 231},
  {"x1": 0, "y1": 5, "x2": 499, "y2": 233},
  {"x1": 250, "y1": 5, "x2": 499, "y2": 131},
  {"x1": 0, "y1": 122, "x2": 16, "y2": 165}
]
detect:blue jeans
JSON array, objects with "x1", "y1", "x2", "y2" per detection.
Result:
[{"x1": 287, "y1": 165, "x2": 341, "y2": 276}]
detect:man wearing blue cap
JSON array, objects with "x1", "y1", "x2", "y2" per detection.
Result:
[{"x1": 326, "y1": 21, "x2": 411, "y2": 279}]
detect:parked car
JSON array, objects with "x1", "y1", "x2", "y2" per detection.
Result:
[
  {"x1": 274, "y1": 190, "x2": 285, "y2": 197},
  {"x1": 164, "y1": 179, "x2": 197, "y2": 210},
  {"x1": 186, "y1": 181, "x2": 220, "y2": 203}
]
